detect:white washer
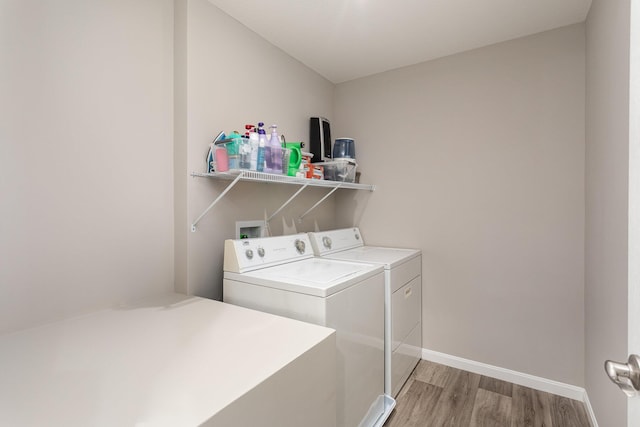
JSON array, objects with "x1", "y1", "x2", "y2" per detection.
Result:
[
  {"x1": 223, "y1": 233, "x2": 395, "y2": 427},
  {"x1": 308, "y1": 228, "x2": 422, "y2": 398}
]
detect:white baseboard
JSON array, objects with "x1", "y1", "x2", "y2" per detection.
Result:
[
  {"x1": 582, "y1": 391, "x2": 599, "y2": 427},
  {"x1": 421, "y1": 348, "x2": 598, "y2": 427}
]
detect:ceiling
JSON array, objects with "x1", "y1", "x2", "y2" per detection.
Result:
[{"x1": 208, "y1": 0, "x2": 593, "y2": 84}]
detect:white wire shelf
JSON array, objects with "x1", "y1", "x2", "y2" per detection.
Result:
[
  {"x1": 190, "y1": 169, "x2": 375, "y2": 232},
  {"x1": 191, "y1": 170, "x2": 375, "y2": 191}
]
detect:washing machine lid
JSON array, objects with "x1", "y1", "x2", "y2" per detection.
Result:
[
  {"x1": 323, "y1": 246, "x2": 421, "y2": 269},
  {"x1": 224, "y1": 257, "x2": 384, "y2": 297}
]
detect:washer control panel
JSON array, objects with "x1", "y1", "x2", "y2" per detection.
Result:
[
  {"x1": 224, "y1": 233, "x2": 313, "y2": 273},
  {"x1": 294, "y1": 239, "x2": 306, "y2": 254}
]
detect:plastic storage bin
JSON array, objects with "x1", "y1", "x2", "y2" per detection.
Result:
[{"x1": 322, "y1": 159, "x2": 357, "y2": 182}]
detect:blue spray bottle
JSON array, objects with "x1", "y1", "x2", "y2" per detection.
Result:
[{"x1": 256, "y1": 122, "x2": 266, "y2": 172}]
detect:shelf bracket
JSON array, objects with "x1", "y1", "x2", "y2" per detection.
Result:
[
  {"x1": 267, "y1": 184, "x2": 309, "y2": 222},
  {"x1": 190, "y1": 170, "x2": 374, "y2": 231},
  {"x1": 191, "y1": 172, "x2": 244, "y2": 232},
  {"x1": 298, "y1": 184, "x2": 343, "y2": 222}
]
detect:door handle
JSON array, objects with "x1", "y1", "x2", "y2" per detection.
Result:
[{"x1": 604, "y1": 354, "x2": 640, "y2": 397}]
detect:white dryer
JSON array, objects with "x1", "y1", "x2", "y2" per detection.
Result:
[
  {"x1": 308, "y1": 228, "x2": 422, "y2": 398},
  {"x1": 223, "y1": 233, "x2": 395, "y2": 427}
]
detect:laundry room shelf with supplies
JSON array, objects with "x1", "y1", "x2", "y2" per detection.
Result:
[{"x1": 190, "y1": 170, "x2": 376, "y2": 232}]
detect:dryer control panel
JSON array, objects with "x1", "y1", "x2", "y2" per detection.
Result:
[
  {"x1": 308, "y1": 227, "x2": 364, "y2": 255},
  {"x1": 224, "y1": 233, "x2": 314, "y2": 273}
]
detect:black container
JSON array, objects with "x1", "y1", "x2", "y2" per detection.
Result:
[{"x1": 309, "y1": 117, "x2": 332, "y2": 163}]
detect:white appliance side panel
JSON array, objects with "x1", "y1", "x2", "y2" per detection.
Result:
[
  {"x1": 223, "y1": 279, "x2": 326, "y2": 325},
  {"x1": 325, "y1": 273, "x2": 385, "y2": 427},
  {"x1": 384, "y1": 269, "x2": 393, "y2": 396},
  {"x1": 207, "y1": 332, "x2": 337, "y2": 427},
  {"x1": 389, "y1": 256, "x2": 422, "y2": 293},
  {"x1": 391, "y1": 275, "x2": 422, "y2": 352},
  {"x1": 224, "y1": 273, "x2": 386, "y2": 427},
  {"x1": 391, "y1": 323, "x2": 422, "y2": 397}
]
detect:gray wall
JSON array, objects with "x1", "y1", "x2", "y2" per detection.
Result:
[
  {"x1": 0, "y1": 0, "x2": 175, "y2": 334},
  {"x1": 0, "y1": 0, "x2": 337, "y2": 332},
  {"x1": 175, "y1": 0, "x2": 338, "y2": 299},
  {"x1": 585, "y1": 0, "x2": 631, "y2": 425},
  {"x1": 334, "y1": 25, "x2": 586, "y2": 386}
]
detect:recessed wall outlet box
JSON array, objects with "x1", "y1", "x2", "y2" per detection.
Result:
[{"x1": 236, "y1": 220, "x2": 266, "y2": 239}]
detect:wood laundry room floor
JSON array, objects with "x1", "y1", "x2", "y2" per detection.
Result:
[{"x1": 384, "y1": 360, "x2": 591, "y2": 427}]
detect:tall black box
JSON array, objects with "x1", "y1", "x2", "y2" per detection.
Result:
[{"x1": 309, "y1": 117, "x2": 332, "y2": 163}]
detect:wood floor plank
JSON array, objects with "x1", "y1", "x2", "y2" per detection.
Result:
[
  {"x1": 424, "y1": 368, "x2": 481, "y2": 426},
  {"x1": 569, "y1": 398, "x2": 592, "y2": 427},
  {"x1": 511, "y1": 384, "x2": 552, "y2": 427},
  {"x1": 388, "y1": 361, "x2": 591, "y2": 427},
  {"x1": 395, "y1": 375, "x2": 415, "y2": 401},
  {"x1": 395, "y1": 362, "x2": 421, "y2": 401},
  {"x1": 385, "y1": 380, "x2": 442, "y2": 427},
  {"x1": 469, "y1": 388, "x2": 512, "y2": 427},
  {"x1": 530, "y1": 388, "x2": 554, "y2": 427},
  {"x1": 412, "y1": 359, "x2": 455, "y2": 388},
  {"x1": 550, "y1": 395, "x2": 591, "y2": 427},
  {"x1": 479, "y1": 375, "x2": 513, "y2": 397}
]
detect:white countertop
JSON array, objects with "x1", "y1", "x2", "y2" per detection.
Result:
[{"x1": 0, "y1": 293, "x2": 335, "y2": 426}]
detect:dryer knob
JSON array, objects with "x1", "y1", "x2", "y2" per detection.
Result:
[
  {"x1": 322, "y1": 236, "x2": 332, "y2": 249},
  {"x1": 294, "y1": 239, "x2": 306, "y2": 254},
  {"x1": 257, "y1": 247, "x2": 265, "y2": 258},
  {"x1": 245, "y1": 249, "x2": 254, "y2": 260},
  {"x1": 355, "y1": 233, "x2": 360, "y2": 240}
]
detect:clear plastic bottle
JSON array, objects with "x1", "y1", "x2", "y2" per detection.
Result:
[
  {"x1": 256, "y1": 122, "x2": 266, "y2": 172},
  {"x1": 269, "y1": 124, "x2": 283, "y2": 174},
  {"x1": 227, "y1": 132, "x2": 241, "y2": 169},
  {"x1": 239, "y1": 136, "x2": 251, "y2": 169},
  {"x1": 246, "y1": 125, "x2": 259, "y2": 171}
]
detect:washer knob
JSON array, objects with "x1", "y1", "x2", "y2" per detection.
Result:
[
  {"x1": 245, "y1": 249, "x2": 254, "y2": 260},
  {"x1": 322, "y1": 236, "x2": 332, "y2": 249},
  {"x1": 257, "y1": 247, "x2": 265, "y2": 258},
  {"x1": 355, "y1": 232, "x2": 360, "y2": 240},
  {"x1": 294, "y1": 239, "x2": 306, "y2": 254}
]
